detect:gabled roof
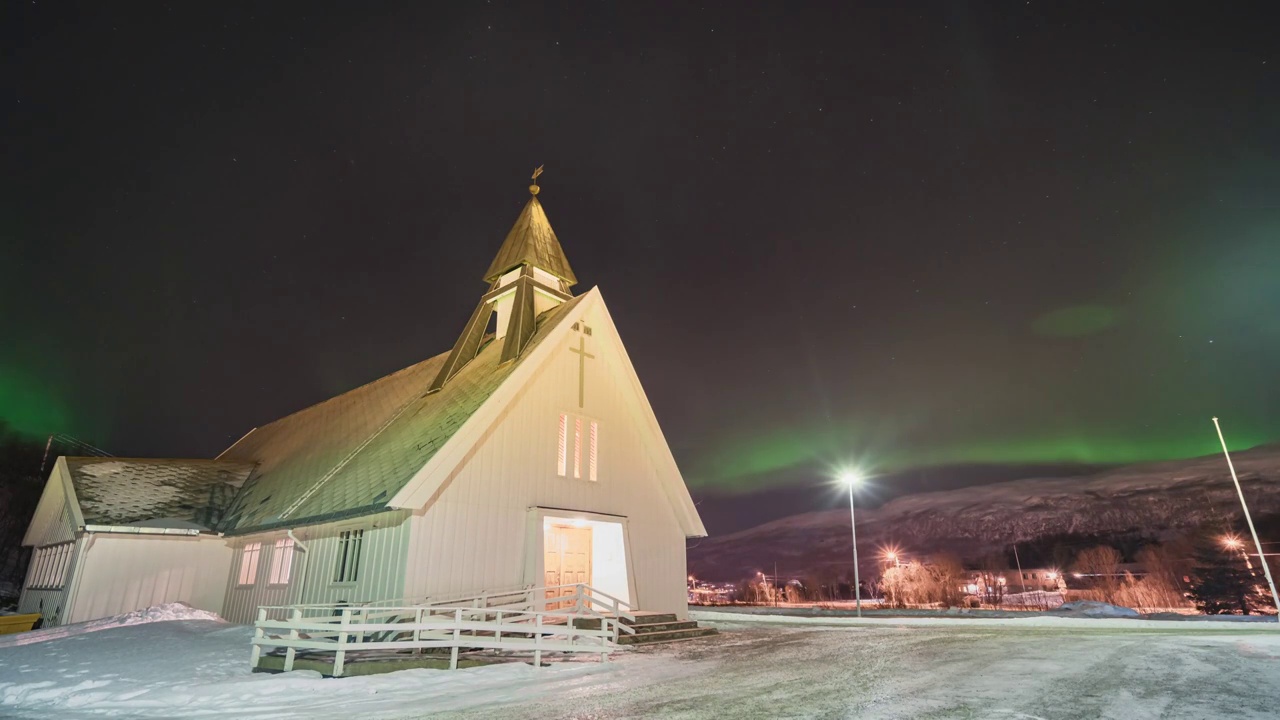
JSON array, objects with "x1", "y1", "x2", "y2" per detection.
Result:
[
  {"x1": 389, "y1": 287, "x2": 708, "y2": 539},
  {"x1": 64, "y1": 458, "x2": 254, "y2": 531},
  {"x1": 483, "y1": 195, "x2": 577, "y2": 285},
  {"x1": 217, "y1": 294, "x2": 586, "y2": 535}
]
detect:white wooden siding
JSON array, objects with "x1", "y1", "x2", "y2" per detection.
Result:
[
  {"x1": 22, "y1": 458, "x2": 78, "y2": 547},
  {"x1": 18, "y1": 459, "x2": 85, "y2": 625},
  {"x1": 220, "y1": 511, "x2": 410, "y2": 624},
  {"x1": 403, "y1": 299, "x2": 692, "y2": 615},
  {"x1": 63, "y1": 534, "x2": 232, "y2": 624},
  {"x1": 17, "y1": 536, "x2": 86, "y2": 625}
]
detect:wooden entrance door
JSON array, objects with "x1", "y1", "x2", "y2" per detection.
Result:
[{"x1": 544, "y1": 523, "x2": 592, "y2": 610}]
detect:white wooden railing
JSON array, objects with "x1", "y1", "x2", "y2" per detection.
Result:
[{"x1": 250, "y1": 583, "x2": 636, "y2": 676}]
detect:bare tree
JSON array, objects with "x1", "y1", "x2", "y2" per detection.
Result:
[{"x1": 1073, "y1": 546, "x2": 1124, "y2": 603}]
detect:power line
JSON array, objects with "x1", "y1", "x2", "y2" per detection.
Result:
[{"x1": 51, "y1": 434, "x2": 113, "y2": 457}]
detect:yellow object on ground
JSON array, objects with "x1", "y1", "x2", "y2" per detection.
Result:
[{"x1": 0, "y1": 613, "x2": 41, "y2": 635}]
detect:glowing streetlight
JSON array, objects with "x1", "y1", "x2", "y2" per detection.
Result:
[
  {"x1": 839, "y1": 469, "x2": 863, "y2": 617},
  {"x1": 1213, "y1": 418, "x2": 1280, "y2": 622}
]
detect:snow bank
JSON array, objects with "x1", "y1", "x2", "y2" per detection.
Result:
[
  {"x1": 0, "y1": 603, "x2": 222, "y2": 649},
  {"x1": 0, "y1": 617, "x2": 620, "y2": 719},
  {"x1": 692, "y1": 609, "x2": 1271, "y2": 631},
  {"x1": 1058, "y1": 600, "x2": 1140, "y2": 618}
]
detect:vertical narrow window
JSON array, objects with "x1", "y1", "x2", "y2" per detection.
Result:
[
  {"x1": 238, "y1": 543, "x2": 261, "y2": 585},
  {"x1": 589, "y1": 421, "x2": 599, "y2": 481},
  {"x1": 573, "y1": 417, "x2": 583, "y2": 479},
  {"x1": 269, "y1": 537, "x2": 295, "y2": 585},
  {"x1": 334, "y1": 529, "x2": 364, "y2": 583},
  {"x1": 556, "y1": 413, "x2": 568, "y2": 477}
]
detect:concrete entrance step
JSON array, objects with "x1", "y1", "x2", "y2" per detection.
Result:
[
  {"x1": 622, "y1": 612, "x2": 678, "y2": 626},
  {"x1": 618, "y1": 626, "x2": 719, "y2": 645},
  {"x1": 572, "y1": 611, "x2": 719, "y2": 645}
]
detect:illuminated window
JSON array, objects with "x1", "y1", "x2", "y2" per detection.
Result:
[
  {"x1": 334, "y1": 529, "x2": 363, "y2": 583},
  {"x1": 589, "y1": 421, "x2": 598, "y2": 482},
  {"x1": 556, "y1": 413, "x2": 600, "y2": 482},
  {"x1": 557, "y1": 414, "x2": 568, "y2": 476},
  {"x1": 269, "y1": 537, "x2": 295, "y2": 585},
  {"x1": 238, "y1": 543, "x2": 261, "y2": 585},
  {"x1": 573, "y1": 418, "x2": 583, "y2": 479}
]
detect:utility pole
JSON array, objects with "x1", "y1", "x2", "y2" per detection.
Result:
[
  {"x1": 1013, "y1": 544, "x2": 1027, "y2": 593},
  {"x1": 1213, "y1": 417, "x2": 1280, "y2": 621}
]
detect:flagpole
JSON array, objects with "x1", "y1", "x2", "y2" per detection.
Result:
[{"x1": 1212, "y1": 417, "x2": 1280, "y2": 621}]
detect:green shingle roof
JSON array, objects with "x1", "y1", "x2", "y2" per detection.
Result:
[
  {"x1": 217, "y1": 294, "x2": 585, "y2": 535},
  {"x1": 66, "y1": 458, "x2": 254, "y2": 530}
]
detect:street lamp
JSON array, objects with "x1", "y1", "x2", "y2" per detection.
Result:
[
  {"x1": 1213, "y1": 418, "x2": 1280, "y2": 622},
  {"x1": 839, "y1": 469, "x2": 863, "y2": 617},
  {"x1": 1222, "y1": 534, "x2": 1254, "y2": 570}
]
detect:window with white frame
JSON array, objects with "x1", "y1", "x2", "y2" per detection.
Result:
[
  {"x1": 557, "y1": 414, "x2": 568, "y2": 476},
  {"x1": 238, "y1": 542, "x2": 262, "y2": 585},
  {"x1": 28, "y1": 541, "x2": 74, "y2": 590},
  {"x1": 333, "y1": 529, "x2": 363, "y2": 583},
  {"x1": 268, "y1": 537, "x2": 295, "y2": 585},
  {"x1": 556, "y1": 413, "x2": 599, "y2": 481}
]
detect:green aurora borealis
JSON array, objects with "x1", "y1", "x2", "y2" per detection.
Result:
[
  {"x1": 686, "y1": 217, "x2": 1280, "y2": 491},
  {"x1": 3, "y1": 2, "x2": 1279, "y2": 502}
]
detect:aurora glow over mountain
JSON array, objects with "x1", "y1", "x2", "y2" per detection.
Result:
[{"x1": 2, "y1": 2, "x2": 1278, "y2": 517}]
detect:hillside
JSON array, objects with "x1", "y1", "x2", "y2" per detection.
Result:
[{"x1": 688, "y1": 445, "x2": 1280, "y2": 582}]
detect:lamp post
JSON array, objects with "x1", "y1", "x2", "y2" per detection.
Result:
[
  {"x1": 1212, "y1": 417, "x2": 1280, "y2": 622},
  {"x1": 840, "y1": 470, "x2": 862, "y2": 617}
]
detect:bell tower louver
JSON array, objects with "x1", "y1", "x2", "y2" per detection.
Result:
[{"x1": 428, "y1": 169, "x2": 576, "y2": 392}]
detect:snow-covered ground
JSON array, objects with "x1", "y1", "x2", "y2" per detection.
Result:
[{"x1": 2, "y1": 605, "x2": 1278, "y2": 719}]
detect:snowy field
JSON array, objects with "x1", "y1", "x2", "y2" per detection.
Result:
[{"x1": 2, "y1": 606, "x2": 1278, "y2": 719}]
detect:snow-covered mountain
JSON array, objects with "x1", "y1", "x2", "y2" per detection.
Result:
[{"x1": 688, "y1": 445, "x2": 1280, "y2": 581}]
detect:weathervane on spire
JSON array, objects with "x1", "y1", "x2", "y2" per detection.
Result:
[{"x1": 530, "y1": 165, "x2": 544, "y2": 195}]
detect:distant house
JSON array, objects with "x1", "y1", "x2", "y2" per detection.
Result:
[
  {"x1": 19, "y1": 182, "x2": 707, "y2": 627},
  {"x1": 1008, "y1": 569, "x2": 1067, "y2": 593},
  {"x1": 960, "y1": 568, "x2": 1066, "y2": 602}
]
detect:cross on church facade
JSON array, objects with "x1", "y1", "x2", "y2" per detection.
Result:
[{"x1": 568, "y1": 331, "x2": 594, "y2": 408}]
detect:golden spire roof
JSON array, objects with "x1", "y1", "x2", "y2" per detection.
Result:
[{"x1": 483, "y1": 169, "x2": 577, "y2": 285}]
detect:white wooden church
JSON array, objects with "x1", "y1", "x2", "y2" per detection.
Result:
[{"x1": 19, "y1": 179, "x2": 707, "y2": 628}]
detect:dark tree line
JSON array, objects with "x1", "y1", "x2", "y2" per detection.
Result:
[{"x1": 0, "y1": 423, "x2": 52, "y2": 605}]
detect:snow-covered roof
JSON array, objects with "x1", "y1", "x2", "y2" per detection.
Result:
[
  {"x1": 216, "y1": 294, "x2": 587, "y2": 535},
  {"x1": 64, "y1": 458, "x2": 254, "y2": 531}
]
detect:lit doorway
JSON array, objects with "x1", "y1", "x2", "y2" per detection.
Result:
[
  {"x1": 544, "y1": 521, "x2": 592, "y2": 609},
  {"x1": 540, "y1": 515, "x2": 632, "y2": 611}
]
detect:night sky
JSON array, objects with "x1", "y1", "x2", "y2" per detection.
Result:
[{"x1": 3, "y1": 2, "x2": 1278, "y2": 534}]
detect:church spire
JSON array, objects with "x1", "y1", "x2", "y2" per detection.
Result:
[
  {"x1": 482, "y1": 166, "x2": 577, "y2": 286},
  {"x1": 428, "y1": 169, "x2": 576, "y2": 392}
]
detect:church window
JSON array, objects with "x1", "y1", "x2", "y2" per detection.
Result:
[
  {"x1": 269, "y1": 537, "x2": 295, "y2": 585},
  {"x1": 238, "y1": 543, "x2": 262, "y2": 585},
  {"x1": 334, "y1": 529, "x2": 364, "y2": 583},
  {"x1": 589, "y1": 421, "x2": 599, "y2": 482},
  {"x1": 556, "y1": 413, "x2": 599, "y2": 482},
  {"x1": 573, "y1": 418, "x2": 583, "y2": 478},
  {"x1": 557, "y1": 413, "x2": 568, "y2": 476}
]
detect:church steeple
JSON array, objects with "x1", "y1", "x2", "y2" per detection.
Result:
[
  {"x1": 482, "y1": 168, "x2": 577, "y2": 287},
  {"x1": 428, "y1": 169, "x2": 576, "y2": 392}
]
